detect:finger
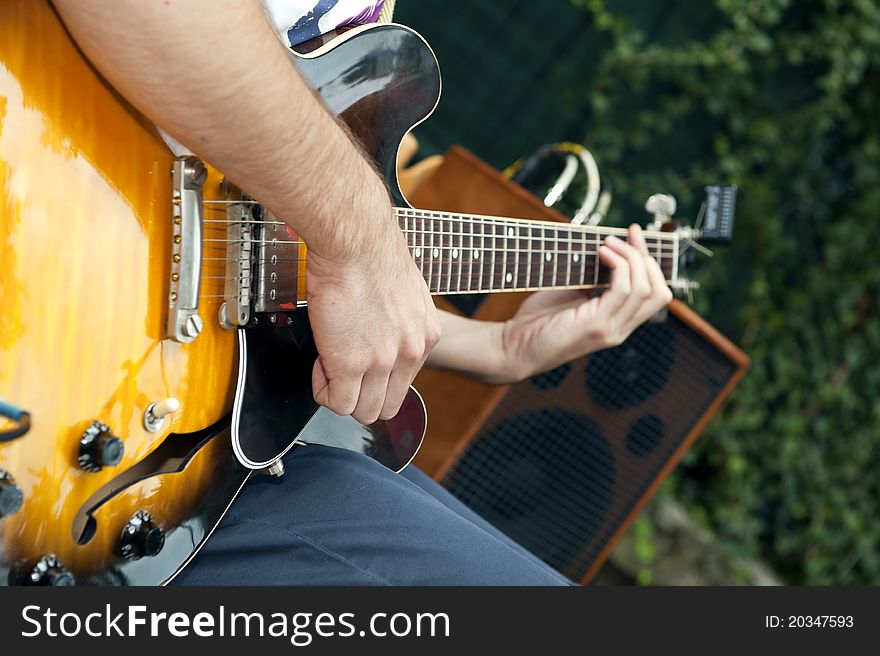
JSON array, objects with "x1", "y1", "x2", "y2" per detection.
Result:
[
  {"x1": 630, "y1": 222, "x2": 667, "y2": 299},
  {"x1": 352, "y1": 368, "x2": 392, "y2": 425},
  {"x1": 645, "y1": 253, "x2": 671, "y2": 302},
  {"x1": 379, "y1": 367, "x2": 416, "y2": 420},
  {"x1": 607, "y1": 234, "x2": 652, "y2": 326},
  {"x1": 629, "y1": 223, "x2": 650, "y2": 257},
  {"x1": 627, "y1": 257, "x2": 673, "y2": 329},
  {"x1": 311, "y1": 356, "x2": 330, "y2": 403},
  {"x1": 313, "y1": 357, "x2": 362, "y2": 417},
  {"x1": 597, "y1": 244, "x2": 631, "y2": 317},
  {"x1": 629, "y1": 223, "x2": 672, "y2": 326},
  {"x1": 605, "y1": 235, "x2": 651, "y2": 325}
]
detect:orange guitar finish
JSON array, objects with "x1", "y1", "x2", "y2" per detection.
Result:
[{"x1": 0, "y1": 0, "x2": 242, "y2": 579}]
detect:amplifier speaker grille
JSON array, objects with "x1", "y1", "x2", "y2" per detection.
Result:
[{"x1": 442, "y1": 309, "x2": 745, "y2": 582}]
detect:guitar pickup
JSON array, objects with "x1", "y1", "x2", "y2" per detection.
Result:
[{"x1": 167, "y1": 157, "x2": 208, "y2": 343}]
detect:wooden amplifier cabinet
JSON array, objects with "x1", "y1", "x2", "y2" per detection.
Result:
[{"x1": 409, "y1": 146, "x2": 748, "y2": 583}]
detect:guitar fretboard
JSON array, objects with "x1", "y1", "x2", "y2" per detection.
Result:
[{"x1": 398, "y1": 208, "x2": 678, "y2": 295}]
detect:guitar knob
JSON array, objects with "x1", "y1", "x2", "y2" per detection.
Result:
[
  {"x1": 120, "y1": 510, "x2": 165, "y2": 560},
  {"x1": 143, "y1": 397, "x2": 180, "y2": 433},
  {"x1": 78, "y1": 421, "x2": 124, "y2": 472},
  {"x1": 21, "y1": 555, "x2": 76, "y2": 586},
  {"x1": 0, "y1": 471, "x2": 24, "y2": 518}
]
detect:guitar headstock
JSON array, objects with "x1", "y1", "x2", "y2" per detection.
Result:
[{"x1": 645, "y1": 185, "x2": 737, "y2": 301}]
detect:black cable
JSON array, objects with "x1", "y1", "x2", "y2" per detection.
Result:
[{"x1": 0, "y1": 400, "x2": 30, "y2": 442}]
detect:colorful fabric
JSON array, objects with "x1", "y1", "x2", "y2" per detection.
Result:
[{"x1": 261, "y1": 0, "x2": 387, "y2": 46}]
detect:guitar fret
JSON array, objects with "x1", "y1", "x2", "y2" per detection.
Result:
[
  {"x1": 556, "y1": 227, "x2": 569, "y2": 287},
  {"x1": 470, "y1": 222, "x2": 478, "y2": 293},
  {"x1": 437, "y1": 217, "x2": 444, "y2": 293},
  {"x1": 478, "y1": 223, "x2": 484, "y2": 292},
  {"x1": 429, "y1": 216, "x2": 437, "y2": 293},
  {"x1": 449, "y1": 218, "x2": 456, "y2": 293},
  {"x1": 471, "y1": 221, "x2": 479, "y2": 292},
  {"x1": 565, "y1": 233, "x2": 573, "y2": 287},
  {"x1": 537, "y1": 229, "x2": 545, "y2": 289},
  {"x1": 597, "y1": 233, "x2": 611, "y2": 285},
  {"x1": 512, "y1": 226, "x2": 521, "y2": 289},
  {"x1": 464, "y1": 220, "x2": 472, "y2": 292},
  {"x1": 501, "y1": 225, "x2": 509, "y2": 290},
  {"x1": 438, "y1": 217, "x2": 446, "y2": 294},
  {"x1": 553, "y1": 230, "x2": 560, "y2": 287},
  {"x1": 470, "y1": 222, "x2": 475, "y2": 292},
  {"x1": 423, "y1": 214, "x2": 430, "y2": 291},
  {"x1": 571, "y1": 239, "x2": 585, "y2": 285},
  {"x1": 440, "y1": 218, "x2": 447, "y2": 291},
  {"x1": 489, "y1": 223, "x2": 496, "y2": 291},
  {"x1": 454, "y1": 221, "x2": 462, "y2": 293},
  {"x1": 544, "y1": 228, "x2": 556, "y2": 287},
  {"x1": 403, "y1": 210, "x2": 410, "y2": 262},
  {"x1": 593, "y1": 232, "x2": 600, "y2": 286},
  {"x1": 445, "y1": 217, "x2": 453, "y2": 294},
  {"x1": 525, "y1": 227, "x2": 534, "y2": 289},
  {"x1": 418, "y1": 214, "x2": 427, "y2": 282}
]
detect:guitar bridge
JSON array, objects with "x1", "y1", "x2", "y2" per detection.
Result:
[
  {"x1": 167, "y1": 157, "x2": 207, "y2": 342},
  {"x1": 221, "y1": 196, "x2": 255, "y2": 327}
]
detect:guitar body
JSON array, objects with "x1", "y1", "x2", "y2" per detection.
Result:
[{"x1": 0, "y1": 1, "x2": 437, "y2": 584}]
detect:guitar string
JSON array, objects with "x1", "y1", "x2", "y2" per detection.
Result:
[
  {"x1": 196, "y1": 252, "x2": 677, "y2": 277},
  {"x1": 201, "y1": 216, "x2": 678, "y2": 245},
  {"x1": 201, "y1": 208, "x2": 679, "y2": 241},
  {"x1": 195, "y1": 279, "x2": 680, "y2": 300},
  {"x1": 198, "y1": 210, "x2": 678, "y2": 288},
  {"x1": 201, "y1": 217, "x2": 680, "y2": 243},
  {"x1": 197, "y1": 247, "x2": 677, "y2": 279},
  {"x1": 198, "y1": 251, "x2": 678, "y2": 267},
  {"x1": 198, "y1": 263, "x2": 677, "y2": 295},
  {"x1": 198, "y1": 250, "x2": 680, "y2": 261},
  {"x1": 195, "y1": 283, "x2": 649, "y2": 300},
  {"x1": 199, "y1": 237, "x2": 678, "y2": 249},
  {"x1": 204, "y1": 200, "x2": 680, "y2": 238},
  {"x1": 199, "y1": 256, "x2": 677, "y2": 278}
]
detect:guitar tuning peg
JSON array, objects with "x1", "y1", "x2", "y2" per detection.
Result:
[
  {"x1": 689, "y1": 239, "x2": 714, "y2": 258},
  {"x1": 675, "y1": 225, "x2": 715, "y2": 258},
  {"x1": 645, "y1": 193, "x2": 677, "y2": 229},
  {"x1": 670, "y1": 278, "x2": 700, "y2": 302}
]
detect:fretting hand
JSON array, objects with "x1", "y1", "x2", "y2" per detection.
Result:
[
  {"x1": 499, "y1": 224, "x2": 673, "y2": 381},
  {"x1": 427, "y1": 224, "x2": 672, "y2": 384}
]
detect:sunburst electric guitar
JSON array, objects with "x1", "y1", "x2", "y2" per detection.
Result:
[{"x1": 0, "y1": 1, "x2": 697, "y2": 585}]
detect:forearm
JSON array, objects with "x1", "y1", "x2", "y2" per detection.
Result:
[
  {"x1": 426, "y1": 311, "x2": 518, "y2": 385},
  {"x1": 53, "y1": 0, "x2": 393, "y2": 260}
]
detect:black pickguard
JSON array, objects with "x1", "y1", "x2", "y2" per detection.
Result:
[
  {"x1": 232, "y1": 310, "x2": 320, "y2": 467},
  {"x1": 231, "y1": 309, "x2": 426, "y2": 473}
]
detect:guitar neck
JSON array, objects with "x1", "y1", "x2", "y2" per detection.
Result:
[{"x1": 398, "y1": 208, "x2": 679, "y2": 296}]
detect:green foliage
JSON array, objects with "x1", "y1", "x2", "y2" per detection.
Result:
[
  {"x1": 569, "y1": 0, "x2": 880, "y2": 584},
  {"x1": 631, "y1": 516, "x2": 656, "y2": 585}
]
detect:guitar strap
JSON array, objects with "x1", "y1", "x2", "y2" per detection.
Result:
[{"x1": 377, "y1": 0, "x2": 396, "y2": 22}]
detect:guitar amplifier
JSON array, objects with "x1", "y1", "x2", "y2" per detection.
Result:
[{"x1": 409, "y1": 147, "x2": 749, "y2": 583}]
